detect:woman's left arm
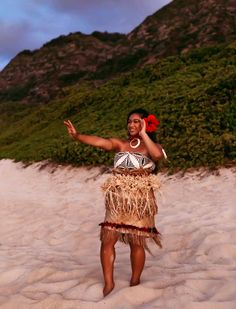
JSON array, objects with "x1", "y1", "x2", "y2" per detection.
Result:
[{"x1": 139, "y1": 119, "x2": 165, "y2": 161}]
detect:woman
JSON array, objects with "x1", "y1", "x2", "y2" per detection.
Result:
[{"x1": 64, "y1": 108, "x2": 166, "y2": 297}]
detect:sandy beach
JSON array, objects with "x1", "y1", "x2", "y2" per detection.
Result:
[{"x1": 0, "y1": 159, "x2": 236, "y2": 309}]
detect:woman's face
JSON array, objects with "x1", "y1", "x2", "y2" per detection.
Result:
[{"x1": 127, "y1": 113, "x2": 142, "y2": 137}]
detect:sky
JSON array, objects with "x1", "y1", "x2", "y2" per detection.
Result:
[{"x1": 0, "y1": 0, "x2": 172, "y2": 71}]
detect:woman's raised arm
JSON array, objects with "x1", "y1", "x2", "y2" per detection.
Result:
[{"x1": 64, "y1": 120, "x2": 120, "y2": 152}]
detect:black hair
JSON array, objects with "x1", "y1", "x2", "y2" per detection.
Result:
[{"x1": 127, "y1": 108, "x2": 157, "y2": 143}]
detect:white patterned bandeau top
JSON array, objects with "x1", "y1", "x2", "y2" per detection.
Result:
[{"x1": 114, "y1": 152, "x2": 155, "y2": 170}]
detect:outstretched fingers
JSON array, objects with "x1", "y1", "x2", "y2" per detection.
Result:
[
  {"x1": 64, "y1": 119, "x2": 72, "y2": 127},
  {"x1": 63, "y1": 119, "x2": 77, "y2": 137}
]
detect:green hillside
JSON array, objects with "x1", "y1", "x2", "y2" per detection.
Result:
[{"x1": 0, "y1": 43, "x2": 235, "y2": 171}]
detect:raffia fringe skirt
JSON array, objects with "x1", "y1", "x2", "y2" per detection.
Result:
[{"x1": 99, "y1": 169, "x2": 162, "y2": 252}]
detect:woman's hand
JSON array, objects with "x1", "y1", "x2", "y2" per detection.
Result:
[
  {"x1": 64, "y1": 120, "x2": 78, "y2": 139},
  {"x1": 139, "y1": 119, "x2": 147, "y2": 137}
]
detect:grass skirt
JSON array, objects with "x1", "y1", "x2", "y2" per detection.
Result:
[{"x1": 99, "y1": 168, "x2": 162, "y2": 252}]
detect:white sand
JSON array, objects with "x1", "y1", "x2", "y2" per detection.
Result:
[{"x1": 0, "y1": 159, "x2": 236, "y2": 309}]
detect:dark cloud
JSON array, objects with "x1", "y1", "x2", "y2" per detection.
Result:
[
  {"x1": 41, "y1": 0, "x2": 171, "y2": 33},
  {"x1": 44, "y1": 0, "x2": 169, "y2": 14},
  {"x1": 0, "y1": 21, "x2": 36, "y2": 57},
  {"x1": 0, "y1": 19, "x2": 56, "y2": 70}
]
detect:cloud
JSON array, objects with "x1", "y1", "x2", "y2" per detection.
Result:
[
  {"x1": 0, "y1": 21, "x2": 36, "y2": 57},
  {"x1": 44, "y1": 0, "x2": 169, "y2": 15},
  {"x1": 40, "y1": 0, "x2": 171, "y2": 33}
]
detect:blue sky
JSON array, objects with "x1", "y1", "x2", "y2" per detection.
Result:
[{"x1": 0, "y1": 0, "x2": 171, "y2": 71}]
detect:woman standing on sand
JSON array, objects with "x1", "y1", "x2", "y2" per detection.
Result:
[{"x1": 64, "y1": 108, "x2": 166, "y2": 297}]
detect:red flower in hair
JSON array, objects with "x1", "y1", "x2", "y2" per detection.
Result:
[{"x1": 144, "y1": 114, "x2": 159, "y2": 133}]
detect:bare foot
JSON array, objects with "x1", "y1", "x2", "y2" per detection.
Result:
[
  {"x1": 103, "y1": 282, "x2": 114, "y2": 297},
  {"x1": 130, "y1": 279, "x2": 140, "y2": 286}
]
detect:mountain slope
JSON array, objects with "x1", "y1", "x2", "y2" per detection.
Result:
[
  {"x1": 0, "y1": 32, "x2": 128, "y2": 101},
  {"x1": 0, "y1": 0, "x2": 235, "y2": 102},
  {"x1": 129, "y1": 0, "x2": 236, "y2": 61}
]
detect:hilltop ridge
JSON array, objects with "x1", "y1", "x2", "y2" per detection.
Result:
[{"x1": 0, "y1": 0, "x2": 235, "y2": 102}]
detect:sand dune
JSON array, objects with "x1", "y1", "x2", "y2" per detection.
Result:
[{"x1": 0, "y1": 159, "x2": 236, "y2": 309}]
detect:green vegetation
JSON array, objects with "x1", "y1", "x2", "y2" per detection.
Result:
[
  {"x1": 0, "y1": 43, "x2": 235, "y2": 171},
  {"x1": 91, "y1": 49, "x2": 148, "y2": 79},
  {"x1": 42, "y1": 31, "x2": 126, "y2": 49},
  {"x1": 43, "y1": 32, "x2": 84, "y2": 48},
  {"x1": 0, "y1": 80, "x2": 36, "y2": 101},
  {"x1": 59, "y1": 71, "x2": 87, "y2": 86},
  {"x1": 91, "y1": 31, "x2": 127, "y2": 43}
]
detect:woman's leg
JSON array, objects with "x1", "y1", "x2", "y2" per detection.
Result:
[
  {"x1": 129, "y1": 243, "x2": 146, "y2": 286},
  {"x1": 100, "y1": 231, "x2": 118, "y2": 297}
]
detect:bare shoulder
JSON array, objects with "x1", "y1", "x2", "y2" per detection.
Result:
[{"x1": 156, "y1": 143, "x2": 163, "y2": 150}]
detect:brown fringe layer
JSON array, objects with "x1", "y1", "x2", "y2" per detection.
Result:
[
  {"x1": 99, "y1": 221, "x2": 160, "y2": 235},
  {"x1": 100, "y1": 226, "x2": 162, "y2": 254}
]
